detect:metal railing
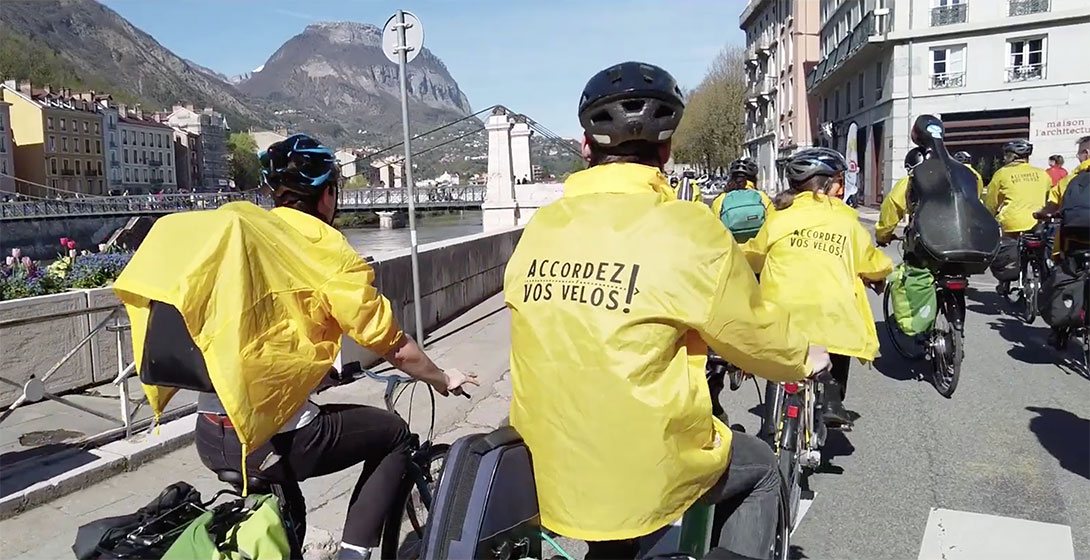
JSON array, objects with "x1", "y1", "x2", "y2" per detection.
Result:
[
  {"x1": 931, "y1": 72, "x2": 966, "y2": 89},
  {"x1": 1006, "y1": 64, "x2": 1045, "y2": 82},
  {"x1": 1009, "y1": 0, "x2": 1049, "y2": 16},
  {"x1": 807, "y1": 10, "x2": 885, "y2": 91},
  {"x1": 1, "y1": 186, "x2": 488, "y2": 219},
  {"x1": 931, "y1": 3, "x2": 968, "y2": 26},
  {"x1": 0, "y1": 306, "x2": 143, "y2": 439}
]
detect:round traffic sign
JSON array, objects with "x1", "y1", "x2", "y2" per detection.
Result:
[{"x1": 382, "y1": 11, "x2": 424, "y2": 64}]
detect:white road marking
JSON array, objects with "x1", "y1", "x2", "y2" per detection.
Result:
[
  {"x1": 792, "y1": 496, "x2": 815, "y2": 535},
  {"x1": 917, "y1": 508, "x2": 1075, "y2": 560}
]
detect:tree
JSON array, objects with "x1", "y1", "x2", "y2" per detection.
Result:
[
  {"x1": 227, "y1": 133, "x2": 262, "y2": 190},
  {"x1": 672, "y1": 46, "x2": 747, "y2": 172}
]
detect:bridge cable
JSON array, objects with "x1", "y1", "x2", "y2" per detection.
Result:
[{"x1": 0, "y1": 172, "x2": 112, "y2": 200}]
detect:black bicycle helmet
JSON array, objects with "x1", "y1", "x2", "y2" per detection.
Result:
[
  {"x1": 578, "y1": 62, "x2": 685, "y2": 148},
  {"x1": 728, "y1": 158, "x2": 759, "y2": 179},
  {"x1": 259, "y1": 133, "x2": 339, "y2": 195},
  {"x1": 953, "y1": 151, "x2": 972, "y2": 164},
  {"x1": 1003, "y1": 139, "x2": 1033, "y2": 158},
  {"x1": 904, "y1": 147, "x2": 928, "y2": 171},
  {"x1": 784, "y1": 147, "x2": 847, "y2": 183}
]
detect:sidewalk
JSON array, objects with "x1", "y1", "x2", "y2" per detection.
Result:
[{"x1": 0, "y1": 293, "x2": 521, "y2": 560}]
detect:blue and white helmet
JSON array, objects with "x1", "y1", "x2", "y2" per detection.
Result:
[
  {"x1": 784, "y1": 147, "x2": 847, "y2": 184},
  {"x1": 259, "y1": 134, "x2": 339, "y2": 195}
]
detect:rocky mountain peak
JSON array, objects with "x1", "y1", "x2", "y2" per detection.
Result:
[{"x1": 303, "y1": 21, "x2": 383, "y2": 45}]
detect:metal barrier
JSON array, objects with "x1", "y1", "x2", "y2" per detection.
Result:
[
  {"x1": 0, "y1": 306, "x2": 143, "y2": 439},
  {"x1": 1, "y1": 186, "x2": 488, "y2": 219}
]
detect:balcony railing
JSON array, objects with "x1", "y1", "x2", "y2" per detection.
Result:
[
  {"x1": 1006, "y1": 64, "x2": 1045, "y2": 82},
  {"x1": 1009, "y1": 0, "x2": 1049, "y2": 16},
  {"x1": 60, "y1": 169, "x2": 75, "y2": 176},
  {"x1": 931, "y1": 72, "x2": 966, "y2": 89},
  {"x1": 746, "y1": 76, "x2": 777, "y2": 100},
  {"x1": 807, "y1": 10, "x2": 885, "y2": 91},
  {"x1": 149, "y1": 159, "x2": 163, "y2": 167},
  {"x1": 931, "y1": 3, "x2": 968, "y2": 26},
  {"x1": 87, "y1": 170, "x2": 100, "y2": 177}
]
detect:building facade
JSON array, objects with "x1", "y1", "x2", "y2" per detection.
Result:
[
  {"x1": 172, "y1": 128, "x2": 203, "y2": 192},
  {"x1": 807, "y1": 0, "x2": 1090, "y2": 205},
  {"x1": 2, "y1": 81, "x2": 106, "y2": 197},
  {"x1": 97, "y1": 99, "x2": 123, "y2": 194},
  {"x1": 0, "y1": 101, "x2": 14, "y2": 193},
  {"x1": 118, "y1": 106, "x2": 177, "y2": 193},
  {"x1": 163, "y1": 105, "x2": 229, "y2": 190},
  {"x1": 740, "y1": 0, "x2": 823, "y2": 192}
]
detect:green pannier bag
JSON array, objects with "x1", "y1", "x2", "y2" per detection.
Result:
[
  {"x1": 163, "y1": 493, "x2": 290, "y2": 560},
  {"x1": 890, "y1": 263, "x2": 937, "y2": 336}
]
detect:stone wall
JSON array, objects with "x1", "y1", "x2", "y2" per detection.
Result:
[
  {"x1": 0, "y1": 227, "x2": 524, "y2": 407},
  {"x1": 2, "y1": 216, "x2": 135, "y2": 260}
]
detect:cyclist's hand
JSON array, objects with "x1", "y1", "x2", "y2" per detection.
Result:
[
  {"x1": 876, "y1": 239, "x2": 889, "y2": 248},
  {"x1": 806, "y1": 345, "x2": 832, "y2": 378},
  {"x1": 865, "y1": 278, "x2": 887, "y2": 295},
  {"x1": 438, "y1": 368, "x2": 478, "y2": 398}
]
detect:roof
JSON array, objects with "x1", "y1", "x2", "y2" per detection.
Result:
[{"x1": 119, "y1": 114, "x2": 172, "y2": 130}]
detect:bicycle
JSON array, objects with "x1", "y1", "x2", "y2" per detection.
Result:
[
  {"x1": 215, "y1": 361, "x2": 454, "y2": 560},
  {"x1": 1002, "y1": 222, "x2": 1053, "y2": 324},
  {"x1": 880, "y1": 237, "x2": 967, "y2": 398}
]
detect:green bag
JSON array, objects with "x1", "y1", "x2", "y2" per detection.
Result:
[
  {"x1": 890, "y1": 263, "x2": 937, "y2": 336},
  {"x1": 163, "y1": 493, "x2": 290, "y2": 560},
  {"x1": 719, "y1": 189, "x2": 766, "y2": 242}
]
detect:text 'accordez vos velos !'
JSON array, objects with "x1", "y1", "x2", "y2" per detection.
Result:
[{"x1": 519, "y1": 259, "x2": 641, "y2": 313}]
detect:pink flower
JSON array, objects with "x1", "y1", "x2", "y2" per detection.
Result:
[
  {"x1": 11, "y1": 248, "x2": 21, "y2": 259},
  {"x1": 20, "y1": 257, "x2": 32, "y2": 269},
  {"x1": 60, "y1": 237, "x2": 70, "y2": 246},
  {"x1": 5, "y1": 256, "x2": 13, "y2": 267},
  {"x1": 66, "y1": 240, "x2": 76, "y2": 249}
]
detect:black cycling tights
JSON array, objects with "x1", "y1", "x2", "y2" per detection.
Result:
[{"x1": 195, "y1": 404, "x2": 411, "y2": 548}]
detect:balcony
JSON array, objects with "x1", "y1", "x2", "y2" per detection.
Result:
[
  {"x1": 746, "y1": 76, "x2": 777, "y2": 100},
  {"x1": 87, "y1": 170, "x2": 100, "y2": 177},
  {"x1": 149, "y1": 158, "x2": 163, "y2": 167},
  {"x1": 744, "y1": 117, "x2": 776, "y2": 142},
  {"x1": 1006, "y1": 64, "x2": 1045, "y2": 82},
  {"x1": 745, "y1": 43, "x2": 760, "y2": 65},
  {"x1": 60, "y1": 169, "x2": 75, "y2": 176},
  {"x1": 930, "y1": 72, "x2": 966, "y2": 89},
  {"x1": 1009, "y1": 0, "x2": 1049, "y2": 16},
  {"x1": 806, "y1": 10, "x2": 888, "y2": 93},
  {"x1": 931, "y1": 3, "x2": 968, "y2": 26},
  {"x1": 110, "y1": 160, "x2": 120, "y2": 168},
  {"x1": 150, "y1": 177, "x2": 165, "y2": 185}
]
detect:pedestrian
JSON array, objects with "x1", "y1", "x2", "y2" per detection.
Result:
[{"x1": 1047, "y1": 154, "x2": 1068, "y2": 186}]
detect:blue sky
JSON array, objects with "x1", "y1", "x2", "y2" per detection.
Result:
[{"x1": 101, "y1": 0, "x2": 746, "y2": 137}]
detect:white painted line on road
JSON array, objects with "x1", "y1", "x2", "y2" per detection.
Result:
[
  {"x1": 917, "y1": 508, "x2": 1075, "y2": 560},
  {"x1": 792, "y1": 496, "x2": 814, "y2": 536}
]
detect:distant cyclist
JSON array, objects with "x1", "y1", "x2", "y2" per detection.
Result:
[
  {"x1": 711, "y1": 158, "x2": 771, "y2": 242},
  {"x1": 984, "y1": 140, "x2": 1052, "y2": 237},
  {"x1": 953, "y1": 150, "x2": 984, "y2": 199},
  {"x1": 875, "y1": 147, "x2": 928, "y2": 246},
  {"x1": 674, "y1": 170, "x2": 703, "y2": 202}
]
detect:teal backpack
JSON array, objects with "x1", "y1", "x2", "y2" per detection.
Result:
[{"x1": 719, "y1": 189, "x2": 766, "y2": 242}]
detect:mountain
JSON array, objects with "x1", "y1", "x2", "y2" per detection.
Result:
[
  {"x1": 0, "y1": 0, "x2": 269, "y2": 129},
  {"x1": 237, "y1": 21, "x2": 473, "y2": 141}
]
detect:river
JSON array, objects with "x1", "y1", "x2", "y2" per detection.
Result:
[{"x1": 342, "y1": 210, "x2": 483, "y2": 255}]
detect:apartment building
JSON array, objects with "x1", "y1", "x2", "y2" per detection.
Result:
[
  {"x1": 807, "y1": 0, "x2": 1090, "y2": 204},
  {"x1": 0, "y1": 101, "x2": 14, "y2": 193},
  {"x1": 172, "y1": 128, "x2": 203, "y2": 192},
  {"x1": 1, "y1": 81, "x2": 106, "y2": 197},
  {"x1": 162, "y1": 105, "x2": 229, "y2": 190},
  {"x1": 97, "y1": 99, "x2": 123, "y2": 193},
  {"x1": 118, "y1": 106, "x2": 177, "y2": 193},
  {"x1": 740, "y1": 0, "x2": 822, "y2": 192}
]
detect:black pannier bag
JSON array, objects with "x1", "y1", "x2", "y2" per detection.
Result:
[
  {"x1": 990, "y1": 236, "x2": 1021, "y2": 282},
  {"x1": 1039, "y1": 259, "x2": 1088, "y2": 329},
  {"x1": 421, "y1": 427, "x2": 541, "y2": 560},
  {"x1": 904, "y1": 115, "x2": 1001, "y2": 276}
]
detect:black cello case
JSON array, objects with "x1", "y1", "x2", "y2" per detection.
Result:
[{"x1": 903, "y1": 115, "x2": 1001, "y2": 275}]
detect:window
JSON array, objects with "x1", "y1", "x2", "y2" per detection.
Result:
[
  {"x1": 47, "y1": 117, "x2": 55, "y2": 130},
  {"x1": 142, "y1": 150, "x2": 147, "y2": 163},
  {"x1": 876, "y1": 61, "x2": 884, "y2": 99},
  {"x1": 62, "y1": 158, "x2": 69, "y2": 172},
  {"x1": 0, "y1": 136, "x2": 4, "y2": 152},
  {"x1": 834, "y1": 89, "x2": 841, "y2": 118},
  {"x1": 143, "y1": 169, "x2": 148, "y2": 182},
  {"x1": 1, "y1": 160, "x2": 5, "y2": 174},
  {"x1": 1007, "y1": 37, "x2": 1045, "y2": 81},
  {"x1": 845, "y1": 82, "x2": 852, "y2": 114},
  {"x1": 94, "y1": 122, "x2": 100, "y2": 134},
  {"x1": 823, "y1": 96, "x2": 830, "y2": 121},
  {"x1": 71, "y1": 119, "x2": 77, "y2": 131},
  {"x1": 930, "y1": 45, "x2": 966, "y2": 89},
  {"x1": 158, "y1": 135, "x2": 163, "y2": 148},
  {"x1": 74, "y1": 138, "x2": 80, "y2": 153},
  {"x1": 0, "y1": 113, "x2": 4, "y2": 130},
  {"x1": 96, "y1": 140, "x2": 101, "y2": 154},
  {"x1": 858, "y1": 73, "x2": 866, "y2": 109},
  {"x1": 167, "y1": 152, "x2": 172, "y2": 166},
  {"x1": 63, "y1": 137, "x2": 69, "y2": 152},
  {"x1": 86, "y1": 160, "x2": 92, "y2": 173},
  {"x1": 141, "y1": 132, "x2": 146, "y2": 146},
  {"x1": 82, "y1": 121, "x2": 88, "y2": 133},
  {"x1": 124, "y1": 149, "x2": 129, "y2": 164},
  {"x1": 125, "y1": 168, "x2": 130, "y2": 182},
  {"x1": 50, "y1": 158, "x2": 57, "y2": 174},
  {"x1": 97, "y1": 161, "x2": 103, "y2": 175},
  {"x1": 84, "y1": 139, "x2": 90, "y2": 153}
]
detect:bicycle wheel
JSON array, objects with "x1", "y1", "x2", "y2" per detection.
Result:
[
  {"x1": 776, "y1": 394, "x2": 803, "y2": 529},
  {"x1": 930, "y1": 296, "x2": 963, "y2": 398},
  {"x1": 1020, "y1": 260, "x2": 1039, "y2": 324},
  {"x1": 772, "y1": 475, "x2": 792, "y2": 560},
  {"x1": 883, "y1": 286, "x2": 926, "y2": 360},
  {"x1": 728, "y1": 366, "x2": 746, "y2": 391},
  {"x1": 379, "y1": 443, "x2": 450, "y2": 560}
]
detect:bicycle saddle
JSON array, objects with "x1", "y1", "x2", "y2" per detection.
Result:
[{"x1": 215, "y1": 470, "x2": 272, "y2": 493}]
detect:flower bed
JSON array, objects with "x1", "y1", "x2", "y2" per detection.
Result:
[{"x1": 1, "y1": 240, "x2": 132, "y2": 301}]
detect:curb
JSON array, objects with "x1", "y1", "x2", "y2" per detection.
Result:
[{"x1": 0, "y1": 414, "x2": 196, "y2": 520}]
